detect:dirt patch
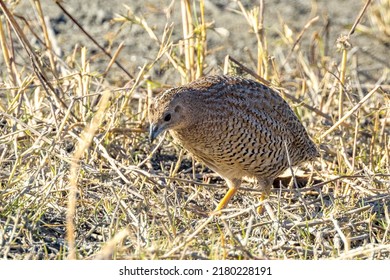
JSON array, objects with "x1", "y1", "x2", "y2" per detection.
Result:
[{"x1": 9, "y1": 0, "x2": 389, "y2": 85}]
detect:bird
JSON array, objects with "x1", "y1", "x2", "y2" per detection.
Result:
[{"x1": 148, "y1": 75, "x2": 319, "y2": 214}]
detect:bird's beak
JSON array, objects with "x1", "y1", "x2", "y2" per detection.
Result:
[{"x1": 149, "y1": 123, "x2": 161, "y2": 143}]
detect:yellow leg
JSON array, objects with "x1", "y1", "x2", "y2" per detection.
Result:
[
  {"x1": 256, "y1": 178, "x2": 272, "y2": 215},
  {"x1": 214, "y1": 187, "x2": 238, "y2": 212},
  {"x1": 256, "y1": 192, "x2": 267, "y2": 214},
  {"x1": 211, "y1": 178, "x2": 241, "y2": 214}
]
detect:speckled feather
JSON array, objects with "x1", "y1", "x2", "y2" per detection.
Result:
[{"x1": 149, "y1": 75, "x2": 319, "y2": 196}]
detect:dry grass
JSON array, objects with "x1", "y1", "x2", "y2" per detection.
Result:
[{"x1": 0, "y1": 0, "x2": 389, "y2": 260}]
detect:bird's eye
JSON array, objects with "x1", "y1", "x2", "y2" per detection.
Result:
[{"x1": 164, "y1": 113, "x2": 171, "y2": 122}]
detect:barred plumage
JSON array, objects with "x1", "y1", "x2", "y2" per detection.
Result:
[{"x1": 149, "y1": 75, "x2": 319, "y2": 212}]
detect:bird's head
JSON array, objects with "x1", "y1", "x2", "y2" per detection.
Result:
[{"x1": 148, "y1": 88, "x2": 190, "y2": 143}]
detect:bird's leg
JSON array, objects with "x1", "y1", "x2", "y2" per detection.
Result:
[
  {"x1": 256, "y1": 178, "x2": 272, "y2": 214},
  {"x1": 212, "y1": 178, "x2": 241, "y2": 214}
]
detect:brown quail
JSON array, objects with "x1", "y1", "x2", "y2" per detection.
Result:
[{"x1": 149, "y1": 75, "x2": 319, "y2": 213}]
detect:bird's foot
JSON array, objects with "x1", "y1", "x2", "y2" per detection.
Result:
[
  {"x1": 256, "y1": 205, "x2": 265, "y2": 215},
  {"x1": 209, "y1": 208, "x2": 222, "y2": 216},
  {"x1": 256, "y1": 192, "x2": 268, "y2": 215}
]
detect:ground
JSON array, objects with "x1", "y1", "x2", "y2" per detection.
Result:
[{"x1": 7, "y1": 0, "x2": 389, "y2": 84}]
